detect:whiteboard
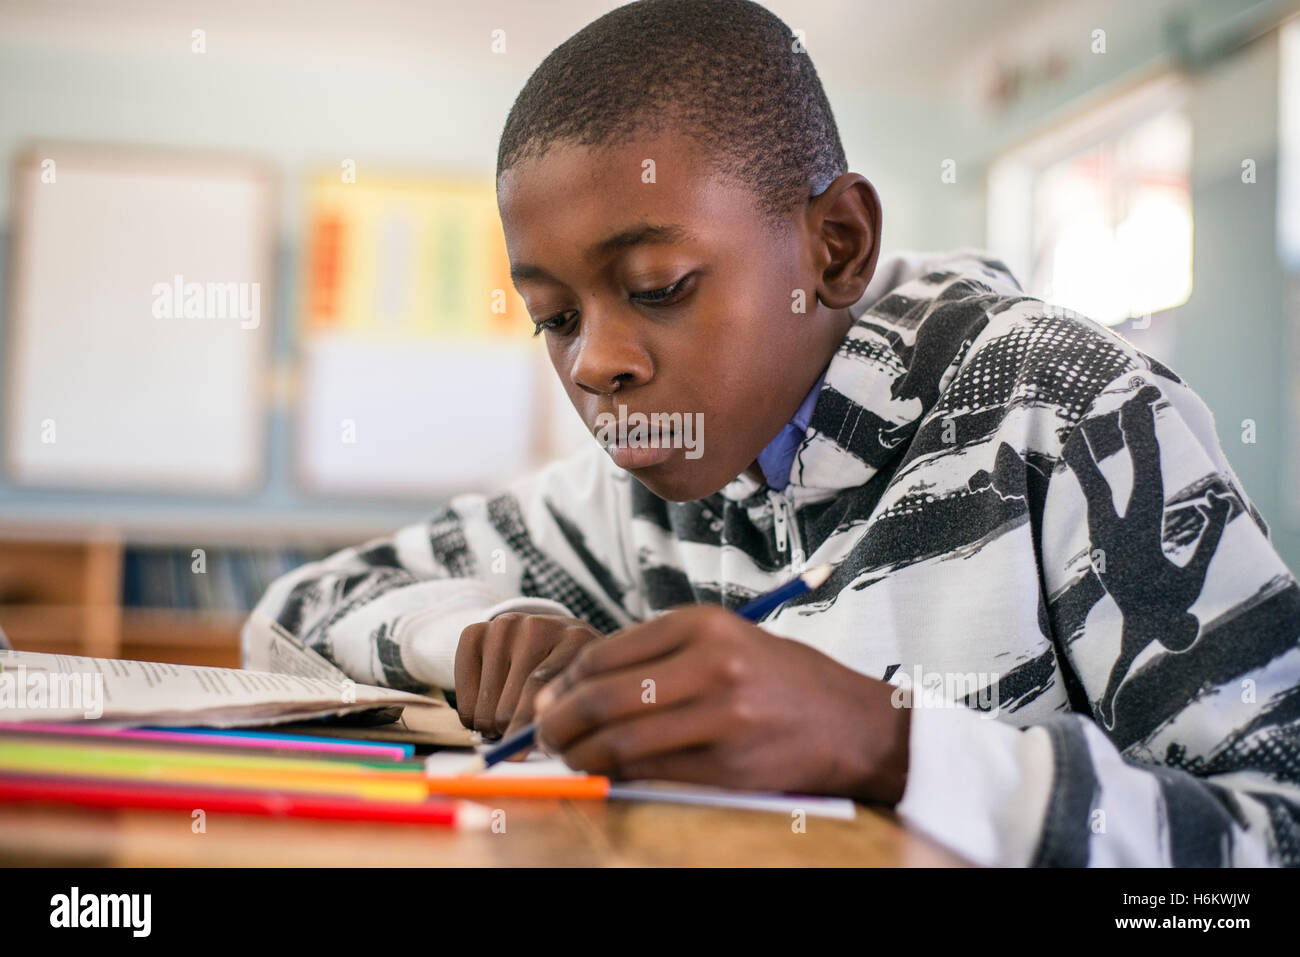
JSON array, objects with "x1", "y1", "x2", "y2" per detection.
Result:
[{"x1": 4, "y1": 146, "x2": 275, "y2": 493}]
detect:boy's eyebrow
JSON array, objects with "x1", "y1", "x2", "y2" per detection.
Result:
[
  {"x1": 509, "y1": 261, "x2": 553, "y2": 283},
  {"x1": 590, "y1": 223, "x2": 689, "y2": 258},
  {"x1": 509, "y1": 223, "x2": 691, "y2": 283}
]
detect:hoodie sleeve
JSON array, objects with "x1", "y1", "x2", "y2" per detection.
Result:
[
  {"x1": 240, "y1": 443, "x2": 641, "y2": 692},
  {"x1": 895, "y1": 366, "x2": 1300, "y2": 866}
]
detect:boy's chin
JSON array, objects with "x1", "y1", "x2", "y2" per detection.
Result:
[{"x1": 624, "y1": 460, "x2": 730, "y2": 502}]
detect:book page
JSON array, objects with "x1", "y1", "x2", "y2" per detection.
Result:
[
  {"x1": 0, "y1": 650, "x2": 440, "y2": 729},
  {"x1": 241, "y1": 616, "x2": 351, "y2": 681}
]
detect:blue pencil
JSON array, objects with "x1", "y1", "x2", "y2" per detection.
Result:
[
  {"x1": 139, "y1": 726, "x2": 415, "y2": 759},
  {"x1": 458, "y1": 563, "x2": 834, "y2": 773}
]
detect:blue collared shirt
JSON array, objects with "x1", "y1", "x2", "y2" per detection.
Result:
[{"x1": 754, "y1": 370, "x2": 826, "y2": 491}]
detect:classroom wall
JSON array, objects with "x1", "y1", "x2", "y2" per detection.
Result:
[
  {"x1": 0, "y1": 0, "x2": 965, "y2": 543},
  {"x1": 1178, "y1": 34, "x2": 1300, "y2": 571},
  {"x1": 0, "y1": 0, "x2": 1296, "y2": 578},
  {"x1": 0, "y1": 18, "x2": 537, "y2": 542}
]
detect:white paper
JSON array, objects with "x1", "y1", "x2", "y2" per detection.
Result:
[
  {"x1": 423, "y1": 748, "x2": 586, "y2": 778},
  {"x1": 298, "y1": 334, "x2": 543, "y2": 496},
  {"x1": 607, "y1": 782, "x2": 856, "y2": 820},
  {"x1": 424, "y1": 742, "x2": 856, "y2": 819}
]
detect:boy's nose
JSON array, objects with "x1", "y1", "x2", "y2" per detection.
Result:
[{"x1": 569, "y1": 312, "x2": 653, "y2": 396}]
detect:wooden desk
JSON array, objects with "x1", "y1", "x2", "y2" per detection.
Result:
[{"x1": 0, "y1": 797, "x2": 972, "y2": 866}]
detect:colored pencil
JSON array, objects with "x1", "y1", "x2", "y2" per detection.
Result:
[
  {"x1": 0, "y1": 722, "x2": 413, "y2": 760},
  {"x1": 139, "y1": 726, "x2": 415, "y2": 759},
  {"x1": 0, "y1": 739, "x2": 428, "y2": 802},
  {"x1": 0, "y1": 735, "x2": 626, "y2": 799},
  {"x1": 0, "y1": 773, "x2": 491, "y2": 828},
  {"x1": 420, "y1": 775, "x2": 610, "y2": 799}
]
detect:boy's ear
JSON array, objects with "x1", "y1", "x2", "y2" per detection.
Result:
[{"x1": 808, "y1": 172, "x2": 882, "y2": 310}]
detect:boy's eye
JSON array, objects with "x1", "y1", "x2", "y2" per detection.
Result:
[
  {"x1": 530, "y1": 275, "x2": 692, "y2": 337},
  {"x1": 532, "y1": 310, "x2": 577, "y2": 337},
  {"x1": 630, "y1": 275, "x2": 690, "y2": 304}
]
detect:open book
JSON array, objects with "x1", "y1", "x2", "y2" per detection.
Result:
[{"x1": 0, "y1": 620, "x2": 443, "y2": 729}]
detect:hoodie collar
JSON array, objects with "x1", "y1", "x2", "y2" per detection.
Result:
[{"x1": 719, "y1": 249, "x2": 1025, "y2": 504}]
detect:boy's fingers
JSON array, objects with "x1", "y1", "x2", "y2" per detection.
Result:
[
  {"x1": 491, "y1": 632, "x2": 558, "y2": 737},
  {"x1": 576, "y1": 613, "x2": 695, "y2": 677},
  {"x1": 473, "y1": 622, "x2": 512, "y2": 737},
  {"x1": 535, "y1": 646, "x2": 707, "y2": 754},
  {"x1": 453, "y1": 623, "x2": 486, "y2": 729},
  {"x1": 534, "y1": 680, "x2": 561, "y2": 716},
  {"x1": 507, "y1": 633, "x2": 591, "y2": 733},
  {"x1": 557, "y1": 700, "x2": 725, "y2": 778},
  {"x1": 536, "y1": 612, "x2": 695, "y2": 712},
  {"x1": 596, "y1": 744, "x2": 724, "y2": 787}
]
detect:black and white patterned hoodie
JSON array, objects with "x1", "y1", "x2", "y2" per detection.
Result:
[{"x1": 243, "y1": 248, "x2": 1300, "y2": 868}]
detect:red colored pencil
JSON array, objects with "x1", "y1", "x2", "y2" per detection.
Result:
[{"x1": 0, "y1": 774, "x2": 492, "y2": 828}]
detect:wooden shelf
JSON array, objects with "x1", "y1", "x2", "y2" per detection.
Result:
[
  {"x1": 120, "y1": 608, "x2": 244, "y2": 668},
  {"x1": 0, "y1": 536, "x2": 248, "y2": 668},
  {"x1": 0, "y1": 537, "x2": 122, "y2": 658},
  {"x1": 0, "y1": 604, "x2": 108, "y2": 652}
]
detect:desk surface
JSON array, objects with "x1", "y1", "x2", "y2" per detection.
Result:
[{"x1": 0, "y1": 797, "x2": 972, "y2": 866}]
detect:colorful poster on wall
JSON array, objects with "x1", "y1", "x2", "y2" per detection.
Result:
[
  {"x1": 295, "y1": 169, "x2": 581, "y2": 499},
  {"x1": 302, "y1": 172, "x2": 526, "y2": 339}
]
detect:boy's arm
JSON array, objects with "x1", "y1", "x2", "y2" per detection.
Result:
[
  {"x1": 894, "y1": 368, "x2": 1300, "y2": 866},
  {"x1": 240, "y1": 443, "x2": 642, "y2": 691}
]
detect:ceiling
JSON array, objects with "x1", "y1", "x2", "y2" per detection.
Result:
[{"x1": 0, "y1": 0, "x2": 1058, "y2": 92}]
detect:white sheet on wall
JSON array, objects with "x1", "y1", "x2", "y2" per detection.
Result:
[
  {"x1": 296, "y1": 333, "x2": 548, "y2": 498},
  {"x1": 5, "y1": 148, "x2": 274, "y2": 493},
  {"x1": 539, "y1": 349, "x2": 598, "y2": 461}
]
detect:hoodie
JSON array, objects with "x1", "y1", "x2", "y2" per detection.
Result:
[{"x1": 242, "y1": 248, "x2": 1300, "y2": 868}]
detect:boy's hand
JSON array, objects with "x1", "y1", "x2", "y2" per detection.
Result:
[
  {"x1": 454, "y1": 613, "x2": 603, "y2": 742},
  {"x1": 531, "y1": 605, "x2": 911, "y2": 804}
]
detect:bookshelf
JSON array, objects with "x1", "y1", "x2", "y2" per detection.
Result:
[
  {"x1": 0, "y1": 532, "x2": 341, "y2": 669},
  {"x1": 0, "y1": 537, "x2": 122, "y2": 659}
]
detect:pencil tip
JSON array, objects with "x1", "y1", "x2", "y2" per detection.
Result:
[{"x1": 453, "y1": 755, "x2": 487, "y2": 776}]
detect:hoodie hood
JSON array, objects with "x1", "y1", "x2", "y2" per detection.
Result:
[{"x1": 720, "y1": 248, "x2": 1027, "y2": 503}]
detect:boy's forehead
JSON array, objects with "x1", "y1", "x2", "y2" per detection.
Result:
[
  {"x1": 501, "y1": 136, "x2": 706, "y2": 217},
  {"x1": 498, "y1": 135, "x2": 764, "y2": 259}
]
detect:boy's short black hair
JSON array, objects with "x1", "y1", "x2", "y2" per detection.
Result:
[{"x1": 496, "y1": 0, "x2": 848, "y2": 223}]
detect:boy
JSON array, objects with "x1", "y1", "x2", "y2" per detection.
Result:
[{"x1": 243, "y1": 0, "x2": 1300, "y2": 867}]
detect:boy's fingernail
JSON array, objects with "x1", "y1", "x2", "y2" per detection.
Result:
[{"x1": 535, "y1": 687, "x2": 554, "y2": 713}]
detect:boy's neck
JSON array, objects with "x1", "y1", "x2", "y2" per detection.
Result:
[{"x1": 742, "y1": 305, "x2": 856, "y2": 486}]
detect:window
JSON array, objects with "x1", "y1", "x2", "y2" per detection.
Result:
[
  {"x1": 1279, "y1": 15, "x2": 1300, "y2": 270},
  {"x1": 988, "y1": 73, "x2": 1193, "y2": 328}
]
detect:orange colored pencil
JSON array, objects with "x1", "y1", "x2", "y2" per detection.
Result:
[{"x1": 421, "y1": 776, "x2": 611, "y2": 799}]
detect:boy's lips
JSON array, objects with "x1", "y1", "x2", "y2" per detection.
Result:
[
  {"x1": 596, "y1": 420, "x2": 681, "y2": 470},
  {"x1": 607, "y1": 442, "x2": 677, "y2": 470}
]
